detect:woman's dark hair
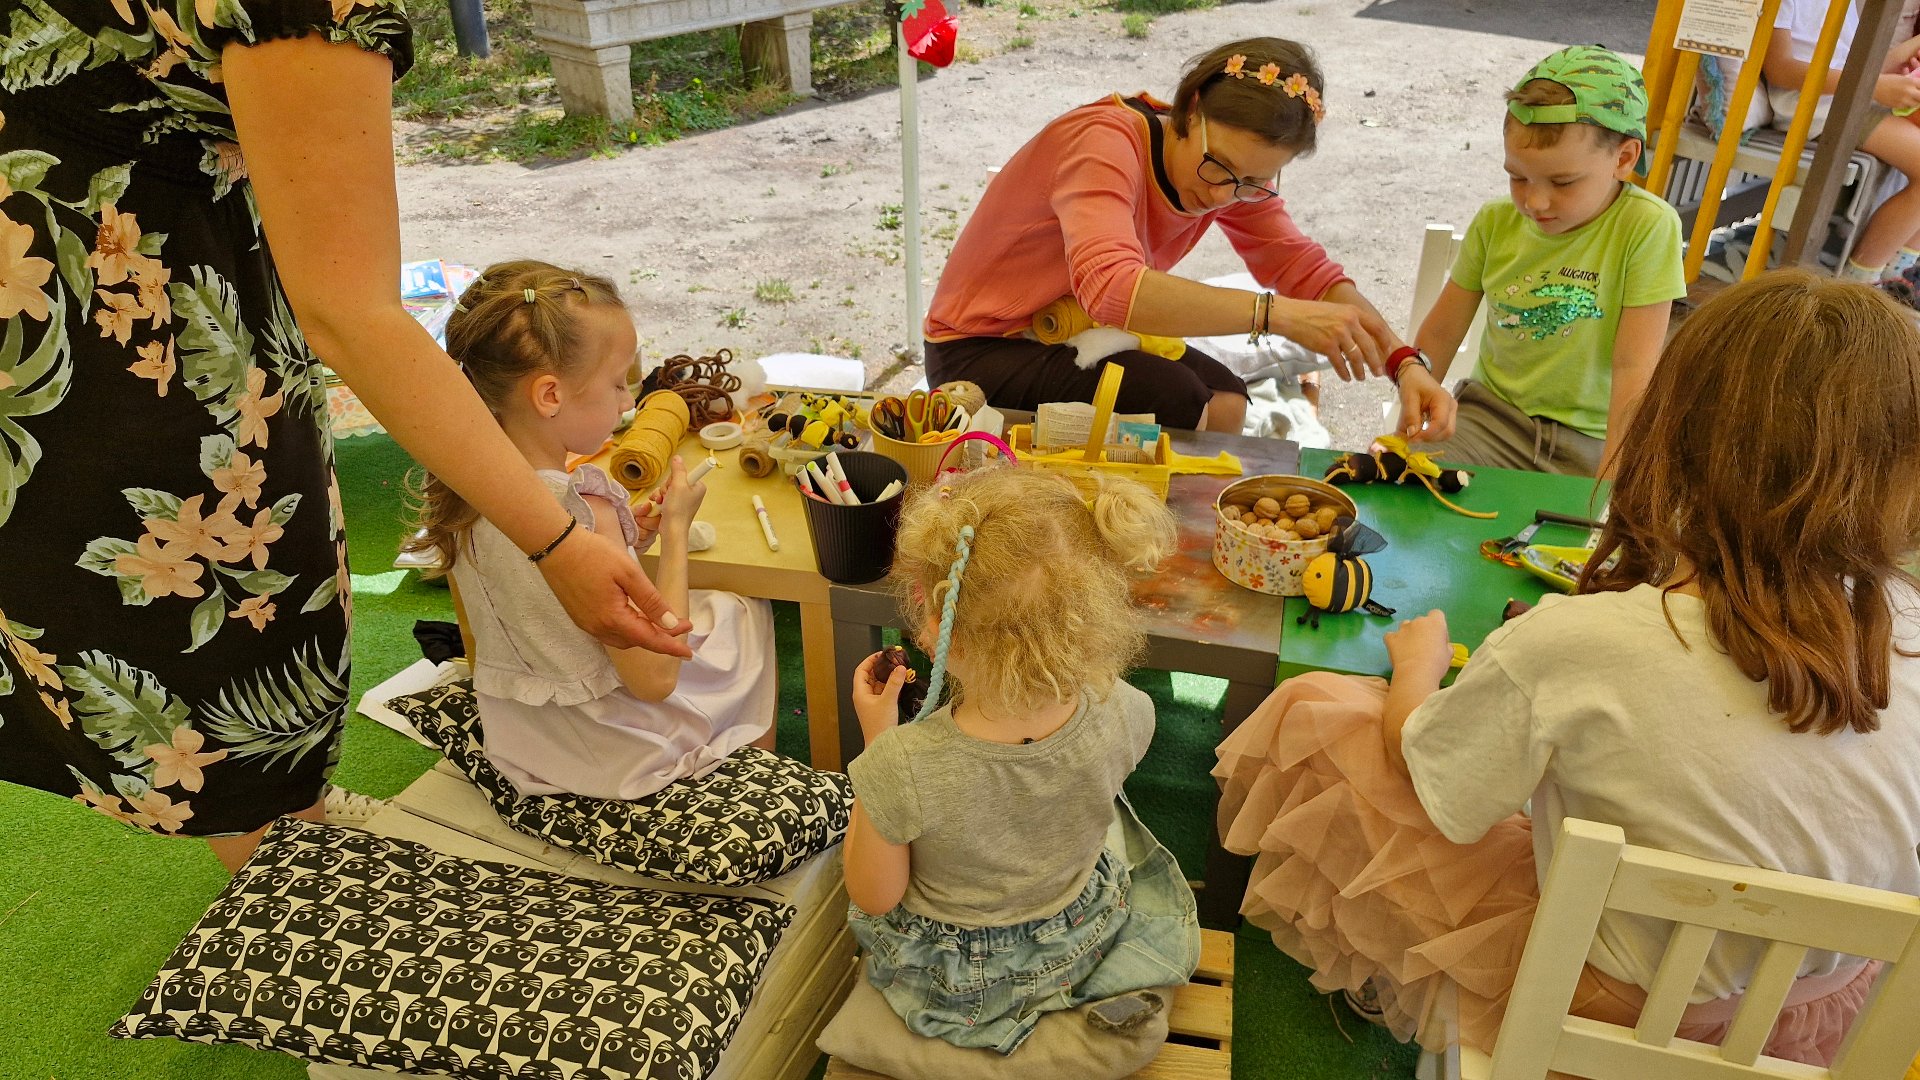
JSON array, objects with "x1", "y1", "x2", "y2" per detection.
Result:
[{"x1": 1169, "y1": 37, "x2": 1323, "y2": 155}]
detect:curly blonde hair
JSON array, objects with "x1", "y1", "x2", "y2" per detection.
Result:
[{"x1": 891, "y1": 468, "x2": 1175, "y2": 714}]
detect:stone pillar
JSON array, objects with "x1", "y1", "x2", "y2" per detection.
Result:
[
  {"x1": 546, "y1": 42, "x2": 636, "y2": 125},
  {"x1": 740, "y1": 13, "x2": 814, "y2": 96}
]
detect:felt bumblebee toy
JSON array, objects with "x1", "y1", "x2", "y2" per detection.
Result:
[
  {"x1": 1323, "y1": 434, "x2": 1495, "y2": 519},
  {"x1": 1298, "y1": 516, "x2": 1397, "y2": 629}
]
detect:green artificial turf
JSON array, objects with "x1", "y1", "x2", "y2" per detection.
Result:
[{"x1": 0, "y1": 432, "x2": 1417, "y2": 1079}]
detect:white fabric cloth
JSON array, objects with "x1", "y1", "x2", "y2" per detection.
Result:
[
  {"x1": 1774, "y1": 0, "x2": 1862, "y2": 69},
  {"x1": 451, "y1": 465, "x2": 775, "y2": 800},
  {"x1": 1401, "y1": 583, "x2": 1920, "y2": 1001}
]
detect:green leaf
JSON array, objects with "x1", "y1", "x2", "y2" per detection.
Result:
[
  {"x1": 52, "y1": 223, "x2": 91, "y2": 316},
  {"x1": 0, "y1": 150, "x2": 57, "y2": 195},
  {"x1": 83, "y1": 163, "x2": 132, "y2": 215},
  {"x1": 116, "y1": 575, "x2": 153, "y2": 607},
  {"x1": 122, "y1": 487, "x2": 181, "y2": 521},
  {"x1": 6, "y1": 620, "x2": 44, "y2": 641},
  {"x1": 199, "y1": 434, "x2": 236, "y2": 480},
  {"x1": 298, "y1": 575, "x2": 338, "y2": 615},
  {"x1": 134, "y1": 231, "x2": 166, "y2": 256},
  {"x1": 185, "y1": 591, "x2": 224, "y2": 654},
  {"x1": 77, "y1": 536, "x2": 137, "y2": 577},
  {"x1": 153, "y1": 79, "x2": 229, "y2": 119},
  {"x1": 169, "y1": 266, "x2": 253, "y2": 423},
  {"x1": 0, "y1": 664, "x2": 14, "y2": 698},
  {"x1": 0, "y1": 0, "x2": 127, "y2": 92},
  {"x1": 269, "y1": 492, "x2": 301, "y2": 526},
  {"x1": 57, "y1": 650, "x2": 187, "y2": 780},
  {"x1": 198, "y1": 642, "x2": 346, "y2": 769},
  {"x1": 214, "y1": 567, "x2": 292, "y2": 596}
]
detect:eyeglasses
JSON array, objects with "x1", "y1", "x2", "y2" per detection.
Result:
[{"x1": 1196, "y1": 113, "x2": 1281, "y2": 203}]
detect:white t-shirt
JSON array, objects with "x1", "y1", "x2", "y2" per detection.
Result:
[
  {"x1": 1774, "y1": 0, "x2": 1862, "y2": 69},
  {"x1": 1402, "y1": 584, "x2": 1920, "y2": 1001}
]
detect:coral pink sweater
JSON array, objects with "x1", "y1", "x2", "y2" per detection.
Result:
[{"x1": 925, "y1": 93, "x2": 1351, "y2": 342}]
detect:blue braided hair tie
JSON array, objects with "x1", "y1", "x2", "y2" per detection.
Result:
[{"x1": 914, "y1": 524, "x2": 974, "y2": 722}]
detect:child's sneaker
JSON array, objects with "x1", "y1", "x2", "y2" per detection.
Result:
[
  {"x1": 1342, "y1": 978, "x2": 1389, "y2": 1027},
  {"x1": 323, "y1": 786, "x2": 387, "y2": 828}
]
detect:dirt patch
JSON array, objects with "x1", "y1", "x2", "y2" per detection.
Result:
[{"x1": 394, "y1": 0, "x2": 1657, "y2": 448}]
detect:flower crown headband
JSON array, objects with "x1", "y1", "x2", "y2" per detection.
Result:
[{"x1": 1221, "y1": 54, "x2": 1324, "y2": 123}]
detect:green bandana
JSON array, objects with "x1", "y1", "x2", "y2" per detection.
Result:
[{"x1": 1508, "y1": 45, "x2": 1649, "y2": 142}]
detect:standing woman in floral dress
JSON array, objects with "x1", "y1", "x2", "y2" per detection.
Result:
[{"x1": 0, "y1": 0, "x2": 690, "y2": 870}]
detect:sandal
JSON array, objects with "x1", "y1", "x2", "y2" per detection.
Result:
[{"x1": 1342, "y1": 979, "x2": 1389, "y2": 1027}]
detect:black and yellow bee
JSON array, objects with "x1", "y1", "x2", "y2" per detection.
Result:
[{"x1": 1298, "y1": 516, "x2": 1396, "y2": 629}]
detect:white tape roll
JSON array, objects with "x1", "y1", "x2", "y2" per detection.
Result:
[{"x1": 699, "y1": 422, "x2": 744, "y2": 450}]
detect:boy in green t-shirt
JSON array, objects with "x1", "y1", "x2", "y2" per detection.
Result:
[{"x1": 1411, "y1": 45, "x2": 1686, "y2": 478}]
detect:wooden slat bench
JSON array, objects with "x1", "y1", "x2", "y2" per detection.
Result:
[{"x1": 823, "y1": 928, "x2": 1235, "y2": 1080}]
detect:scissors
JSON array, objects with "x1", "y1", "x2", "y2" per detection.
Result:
[
  {"x1": 1478, "y1": 509, "x2": 1603, "y2": 567},
  {"x1": 872, "y1": 397, "x2": 910, "y2": 441},
  {"x1": 904, "y1": 389, "x2": 952, "y2": 440}
]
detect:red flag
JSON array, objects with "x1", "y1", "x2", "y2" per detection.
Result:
[{"x1": 900, "y1": 0, "x2": 959, "y2": 68}]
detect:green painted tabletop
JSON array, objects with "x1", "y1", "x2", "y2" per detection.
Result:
[{"x1": 1277, "y1": 447, "x2": 1608, "y2": 678}]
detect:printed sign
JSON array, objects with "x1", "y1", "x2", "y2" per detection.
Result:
[{"x1": 1674, "y1": 0, "x2": 1767, "y2": 59}]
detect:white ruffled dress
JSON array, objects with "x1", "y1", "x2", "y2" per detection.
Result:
[{"x1": 450, "y1": 465, "x2": 775, "y2": 800}]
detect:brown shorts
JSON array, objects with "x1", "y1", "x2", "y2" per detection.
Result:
[
  {"x1": 924, "y1": 336, "x2": 1248, "y2": 430},
  {"x1": 1412, "y1": 379, "x2": 1605, "y2": 477}
]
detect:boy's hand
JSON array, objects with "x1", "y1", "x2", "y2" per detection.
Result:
[
  {"x1": 1385, "y1": 610, "x2": 1454, "y2": 686},
  {"x1": 1874, "y1": 72, "x2": 1920, "y2": 111},
  {"x1": 1394, "y1": 365, "x2": 1457, "y2": 441},
  {"x1": 853, "y1": 651, "x2": 909, "y2": 744},
  {"x1": 657, "y1": 455, "x2": 707, "y2": 531}
]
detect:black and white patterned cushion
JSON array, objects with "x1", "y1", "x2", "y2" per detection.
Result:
[
  {"x1": 113, "y1": 819, "x2": 790, "y2": 1080},
  {"x1": 388, "y1": 680, "x2": 851, "y2": 888}
]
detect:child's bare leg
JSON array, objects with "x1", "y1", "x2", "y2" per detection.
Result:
[
  {"x1": 1201, "y1": 389, "x2": 1247, "y2": 434},
  {"x1": 204, "y1": 796, "x2": 326, "y2": 873},
  {"x1": 1850, "y1": 116, "x2": 1920, "y2": 269}
]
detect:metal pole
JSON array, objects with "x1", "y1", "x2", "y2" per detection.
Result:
[
  {"x1": 896, "y1": 23, "x2": 923, "y2": 364},
  {"x1": 450, "y1": 0, "x2": 492, "y2": 59},
  {"x1": 1787, "y1": 0, "x2": 1903, "y2": 267}
]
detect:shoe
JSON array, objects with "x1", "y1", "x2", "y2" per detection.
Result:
[
  {"x1": 1342, "y1": 979, "x2": 1389, "y2": 1027},
  {"x1": 323, "y1": 786, "x2": 387, "y2": 828},
  {"x1": 1879, "y1": 276, "x2": 1920, "y2": 311}
]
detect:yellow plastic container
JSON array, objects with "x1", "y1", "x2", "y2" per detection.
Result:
[
  {"x1": 1212, "y1": 475, "x2": 1357, "y2": 596},
  {"x1": 1009, "y1": 364, "x2": 1174, "y2": 502},
  {"x1": 869, "y1": 428, "x2": 963, "y2": 486}
]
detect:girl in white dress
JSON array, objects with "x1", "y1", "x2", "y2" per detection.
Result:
[{"x1": 407, "y1": 260, "x2": 775, "y2": 799}]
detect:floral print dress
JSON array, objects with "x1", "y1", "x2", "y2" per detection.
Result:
[{"x1": 0, "y1": 1, "x2": 412, "y2": 836}]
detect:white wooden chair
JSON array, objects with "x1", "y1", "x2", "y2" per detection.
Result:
[
  {"x1": 1425, "y1": 817, "x2": 1920, "y2": 1080},
  {"x1": 1409, "y1": 223, "x2": 1487, "y2": 386}
]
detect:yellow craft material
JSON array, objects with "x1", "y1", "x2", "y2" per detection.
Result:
[
  {"x1": 1373, "y1": 434, "x2": 1499, "y2": 520},
  {"x1": 935, "y1": 380, "x2": 986, "y2": 415},
  {"x1": 1031, "y1": 295, "x2": 1186, "y2": 361},
  {"x1": 610, "y1": 391, "x2": 690, "y2": 493},
  {"x1": 800, "y1": 420, "x2": 832, "y2": 448}
]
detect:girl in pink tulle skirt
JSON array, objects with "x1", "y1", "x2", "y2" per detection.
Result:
[{"x1": 1216, "y1": 270, "x2": 1920, "y2": 1065}]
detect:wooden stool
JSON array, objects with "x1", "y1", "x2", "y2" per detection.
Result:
[{"x1": 824, "y1": 928, "x2": 1234, "y2": 1080}]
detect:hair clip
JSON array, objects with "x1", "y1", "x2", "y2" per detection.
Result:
[
  {"x1": 937, "y1": 485, "x2": 954, "y2": 500},
  {"x1": 566, "y1": 277, "x2": 581, "y2": 290},
  {"x1": 453, "y1": 302, "x2": 467, "y2": 312},
  {"x1": 523, "y1": 288, "x2": 537, "y2": 303}
]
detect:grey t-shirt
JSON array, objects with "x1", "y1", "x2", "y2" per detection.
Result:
[{"x1": 849, "y1": 681, "x2": 1156, "y2": 928}]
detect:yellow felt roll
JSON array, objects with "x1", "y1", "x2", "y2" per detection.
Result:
[
  {"x1": 610, "y1": 390, "x2": 690, "y2": 492},
  {"x1": 1030, "y1": 295, "x2": 1185, "y2": 360}
]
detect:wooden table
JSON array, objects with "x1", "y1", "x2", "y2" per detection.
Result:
[
  {"x1": 583, "y1": 434, "x2": 846, "y2": 771},
  {"x1": 823, "y1": 427, "x2": 1299, "y2": 925}
]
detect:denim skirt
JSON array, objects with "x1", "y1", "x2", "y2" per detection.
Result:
[{"x1": 850, "y1": 795, "x2": 1201, "y2": 1053}]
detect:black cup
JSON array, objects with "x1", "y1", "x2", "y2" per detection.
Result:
[{"x1": 801, "y1": 451, "x2": 910, "y2": 584}]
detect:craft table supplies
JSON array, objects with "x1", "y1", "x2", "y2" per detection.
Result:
[
  {"x1": 752, "y1": 495, "x2": 780, "y2": 551},
  {"x1": 798, "y1": 452, "x2": 910, "y2": 584},
  {"x1": 610, "y1": 390, "x2": 692, "y2": 493}
]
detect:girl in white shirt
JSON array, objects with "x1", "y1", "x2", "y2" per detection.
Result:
[{"x1": 1216, "y1": 269, "x2": 1920, "y2": 1064}]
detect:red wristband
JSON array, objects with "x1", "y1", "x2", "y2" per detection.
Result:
[{"x1": 1385, "y1": 346, "x2": 1421, "y2": 382}]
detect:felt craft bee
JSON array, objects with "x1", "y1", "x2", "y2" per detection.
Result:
[{"x1": 1298, "y1": 516, "x2": 1396, "y2": 629}]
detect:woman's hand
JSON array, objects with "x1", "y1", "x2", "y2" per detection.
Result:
[
  {"x1": 1394, "y1": 365, "x2": 1457, "y2": 441},
  {"x1": 1267, "y1": 296, "x2": 1394, "y2": 380},
  {"x1": 536, "y1": 527, "x2": 694, "y2": 656},
  {"x1": 1384, "y1": 610, "x2": 1453, "y2": 687},
  {"x1": 853, "y1": 651, "x2": 909, "y2": 745}
]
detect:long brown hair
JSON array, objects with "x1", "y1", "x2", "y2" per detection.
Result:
[
  {"x1": 402, "y1": 260, "x2": 625, "y2": 575},
  {"x1": 1582, "y1": 269, "x2": 1920, "y2": 735},
  {"x1": 1169, "y1": 37, "x2": 1322, "y2": 154}
]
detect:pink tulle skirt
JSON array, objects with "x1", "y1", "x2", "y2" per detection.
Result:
[{"x1": 1213, "y1": 672, "x2": 1877, "y2": 1064}]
